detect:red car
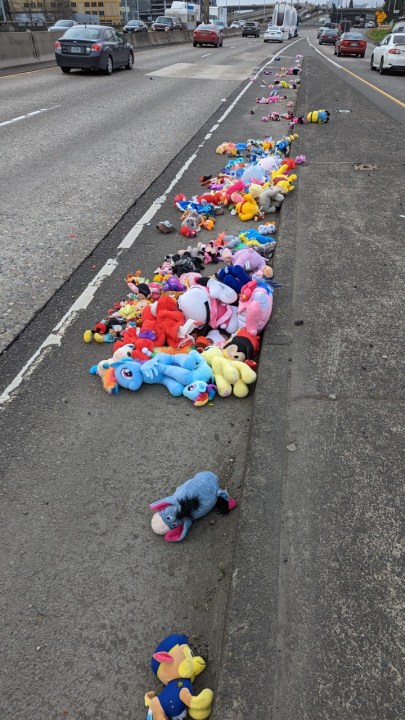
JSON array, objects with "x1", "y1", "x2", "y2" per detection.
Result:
[
  {"x1": 193, "y1": 23, "x2": 223, "y2": 48},
  {"x1": 318, "y1": 27, "x2": 338, "y2": 45},
  {"x1": 334, "y1": 32, "x2": 367, "y2": 58}
]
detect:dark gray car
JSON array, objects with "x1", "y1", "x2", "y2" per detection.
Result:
[
  {"x1": 54, "y1": 25, "x2": 134, "y2": 75},
  {"x1": 123, "y1": 19, "x2": 148, "y2": 33},
  {"x1": 242, "y1": 22, "x2": 260, "y2": 38}
]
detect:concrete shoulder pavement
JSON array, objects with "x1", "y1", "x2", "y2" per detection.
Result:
[{"x1": 213, "y1": 44, "x2": 404, "y2": 720}]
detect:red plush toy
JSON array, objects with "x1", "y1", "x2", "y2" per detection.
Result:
[{"x1": 140, "y1": 295, "x2": 195, "y2": 349}]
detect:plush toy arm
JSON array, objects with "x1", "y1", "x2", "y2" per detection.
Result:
[
  {"x1": 144, "y1": 691, "x2": 156, "y2": 707},
  {"x1": 179, "y1": 687, "x2": 214, "y2": 720},
  {"x1": 164, "y1": 517, "x2": 192, "y2": 542}
]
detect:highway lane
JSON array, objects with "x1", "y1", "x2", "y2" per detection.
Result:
[
  {"x1": 306, "y1": 28, "x2": 405, "y2": 111},
  {"x1": 0, "y1": 37, "x2": 283, "y2": 352}
]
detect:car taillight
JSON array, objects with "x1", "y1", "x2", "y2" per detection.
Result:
[
  {"x1": 91, "y1": 43, "x2": 103, "y2": 52},
  {"x1": 55, "y1": 40, "x2": 61, "y2": 49},
  {"x1": 342, "y1": 40, "x2": 349, "y2": 45},
  {"x1": 388, "y1": 47, "x2": 401, "y2": 54}
]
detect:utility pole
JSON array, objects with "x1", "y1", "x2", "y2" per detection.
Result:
[{"x1": 202, "y1": 0, "x2": 209, "y2": 23}]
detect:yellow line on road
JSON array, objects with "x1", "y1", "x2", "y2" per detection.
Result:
[
  {"x1": 308, "y1": 38, "x2": 405, "y2": 109},
  {"x1": 0, "y1": 65, "x2": 58, "y2": 80},
  {"x1": 340, "y1": 65, "x2": 405, "y2": 108}
]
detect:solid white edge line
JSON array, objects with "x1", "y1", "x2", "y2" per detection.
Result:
[{"x1": 0, "y1": 42, "x2": 302, "y2": 407}]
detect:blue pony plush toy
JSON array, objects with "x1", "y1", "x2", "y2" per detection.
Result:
[
  {"x1": 150, "y1": 471, "x2": 238, "y2": 542},
  {"x1": 97, "y1": 350, "x2": 213, "y2": 397}
]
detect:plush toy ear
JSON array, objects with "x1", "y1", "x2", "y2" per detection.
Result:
[
  {"x1": 149, "y1": 499, "x2": 173, "y2": 511},
  {"x1": 153, "y1": 652, "x2": 174, "y2": 664},
  {"x1": 164, "y1": 525, "x2": 185, "y2": 542},
  {"x1": 164, "y1": 518, "x2": 192, "y2": 542}
]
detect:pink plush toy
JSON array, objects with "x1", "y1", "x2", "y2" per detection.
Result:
[
  {"x1": 238, "y1": 280, "x2": 273, "y2": 335},
  {"x1": 221, "y1": 248, "x2": 273, "y2": 279}
]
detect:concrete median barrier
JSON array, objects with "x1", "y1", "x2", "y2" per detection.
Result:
[
  {"x1": 0, "y1": 28, "x2": 241, "y2": 71},
  {"x1": 31, "y1": 31, "x2": 57, "y2": 64},
  {"x1": 0, "y1": 32, "x2": 38, "y2": 69}
]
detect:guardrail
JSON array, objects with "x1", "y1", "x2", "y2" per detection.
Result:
[{"x1": 0, "y1": 28, "x2": 241, "y2": 71}]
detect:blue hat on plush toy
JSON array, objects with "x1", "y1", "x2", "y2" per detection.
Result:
[
  {"x1": 151, "y1": 633, "x2": 188, "y2": 674},
  {"x1": 216, "y1": 265, "x2": 251, "y2": 294}
]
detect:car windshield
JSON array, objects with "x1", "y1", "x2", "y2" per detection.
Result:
[
  {"x1": 198, "y1": 25, "x2": 215, "y2": 30},
  {"x1": 155, "y1": 17, "x2": 170, "y2": 23},
  {"x1": 62, "y1": 27, "x2": 102, "y2": 40},
  {"x1": 55, "y1": 20, "x2": 72, "y2": 26},
  {"x1": 128, "y1": 21, "x2": 141, "y2": 25},
  {"x1": 343, "y1": 33, "x2": 364, "y2": 39},
  {"x1": 393, "y1": 33, "x2": 405, "y2": 44}
]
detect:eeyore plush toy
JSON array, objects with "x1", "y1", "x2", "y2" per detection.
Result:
[{"x1": 150, "y1": 471, "x2": 237, "y2": 542}]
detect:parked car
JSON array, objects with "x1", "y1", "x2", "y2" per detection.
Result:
[
  {"x1": 242, "y1": 22, "x2": 260, "y2": 38},
  {"x1": 334, "y1": 32, "x2": 367, "y2": 57},
  {"x1": 54, "y1": 25, "x2": 134, "y2": 74},
  {"x1": 263, "y1": 26, "x2": 284, "y2": 43},
  {"x1": 365, "y1": 21, "x2": 375, "y2": 28},
  {"x1": 151, "y1": 16, "x2": 182, "y2": 31},
  {"x1": 48, "y1": 19, "x2": 77, "y2": 33},
  {"x1": 370, "y1": 33, "x2": 405, "y2": 74},
  {"x1": 123, "y1": 19, "x2": 148, "y2": 33},
  {"x1": 318, "y1": 27, "x2": 338, "y2": 44},
  {"x1": 193, "y1": 23, "x2": 223, "y2": 47}
]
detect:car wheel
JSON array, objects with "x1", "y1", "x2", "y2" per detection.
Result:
[
  {"x1": 104, "y1": 55, "x2": 113, "y2": 75},
  {"x1": 61, "y1": 67, "x2": 71, "y2": 74},
  {"x1": 125, "y1": 51, "x2": 134, "y2": 70},
  {"x1": 370, "y1": 54, "x2": 375, "y2": 69},
  {"x1": 193, "y1": 41, "x2": 197, "y2": 47},
  {"x1": 379, "y1": 57, "x2": 386, "y2": 74}
]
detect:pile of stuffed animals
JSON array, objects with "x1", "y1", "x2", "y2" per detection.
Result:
[{"x1": 84, "y1": 130, "x2": 307, "y2": 406}]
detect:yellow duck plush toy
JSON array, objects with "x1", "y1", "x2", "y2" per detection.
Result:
[
  {"x1": 235, "y1": 193, "x2": 260, "y2": 222},
  {"x1": 202, "y1": 347, "x2": 257, "y2": 398}
]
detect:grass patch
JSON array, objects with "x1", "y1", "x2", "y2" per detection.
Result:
[{"x1": 367, "y1": 27, "x2": 390, "y2": 43}]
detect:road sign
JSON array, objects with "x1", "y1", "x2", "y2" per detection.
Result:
[{"x1": 376, "y1": 11, "x2": 387, "y2": 23}]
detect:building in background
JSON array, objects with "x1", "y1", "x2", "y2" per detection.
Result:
[{"x1": 70, "y1": 0, "x2": 120, "y2": 24}]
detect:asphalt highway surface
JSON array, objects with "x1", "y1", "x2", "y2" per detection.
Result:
[
  {"x1": 0, "y1": 37, "x2": 276, "y2": 351},
  {"x1": 1, "y1": 27, "x2": 404, "y2": 720}
]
